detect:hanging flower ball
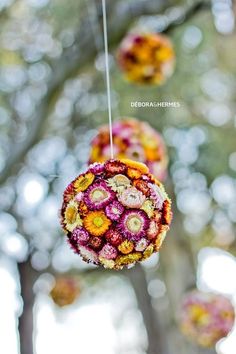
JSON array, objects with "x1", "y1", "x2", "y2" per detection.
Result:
[
  {"x1": 60, "y1": 159, "x2": 172, "y2": 270},
  {"x1": 50, "y1": 277, "x2": 80, "y2": 307},
  {"x1": 117, "y1": 33, "x2": 175, "y2": 85},
  {"x1": 89, "y1": 118, "x2": 168, "y2": 182},
  {"x1": 180, "y1": 290, "x2": 235, "y2": 348}
]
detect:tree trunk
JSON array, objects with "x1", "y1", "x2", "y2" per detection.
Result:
[
  {"x1": 127, "y1": 264, "x2": 167, "y2": 354},
  {"x1": 18, "y1": 260, "x2": 37, "y2": 354}
]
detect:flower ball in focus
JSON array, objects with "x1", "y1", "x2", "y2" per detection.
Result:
[
  {"x1": 50, "y1": 277, "x2": 80, "y2": 307},
  {"x1": 117, "y1": 33, "x2": 175, "y2": 85},
  {"x1": 89, "y1": 118, "x2": 168, "y2": 182},
  {"x1": 180, "y1": 290, "x2": 235, "y2": 348},
  {"x1": 60, "y1": 159, "x2": 172, "y2": 270}
]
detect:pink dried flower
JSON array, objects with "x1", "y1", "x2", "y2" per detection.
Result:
[
  {"x1": 118, "y1": 187, "x2": 145, "y2": 208},
  {"x1": 84, "y1": 180, "x2": 115, "y2": 210},
  {"x1": 118, "y1": 209, "x2": 149, "y2": 241},
  {"x1": 99, "y1": 244, "x2": 118, "y2": 260},
  {"x1": 105, "y1": 200, "x2": 124, "y2": 221}
]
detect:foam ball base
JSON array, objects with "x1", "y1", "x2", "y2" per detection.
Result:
[
  {"x1": 117, "y1": 33, "x2": 175, "y2": 85},
  {"x1": 89, "y1": 118, "x2": 168, "y2": 181},
  {"x1": 60, "y1": 159, "x2": 172, "y2": 270},
  {"x1": 180, "y1": 290, "x2": 235, "y2": 348}
]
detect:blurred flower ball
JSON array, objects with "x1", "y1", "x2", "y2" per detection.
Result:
[
  {"x1": 50, "y1": 277, "x2": 80, "y2": 307},
  {"x1": 60, "y1": 159, "x2": 172, "y2": 270},
  {"x1": 180, "y1": 290, "x2": 235, "y2": 348},
  {"x1": 89, "y1": 118, "x2": 168, "y2": 182},
  {"x1": 117, "y1": 33, "x2": 175, "y2": 85}
]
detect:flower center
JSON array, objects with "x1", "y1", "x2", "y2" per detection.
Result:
[
  {"x1": 132, "y1": 151, "x2": 140, "y2": 159},
  {"x1": 127, "y1": 215, "x2": 142, "y2": 233},
  {"x1": 191, "y1": 306, "x2": 209, "y2": 325},
  {"x1": 91, "y1": 188, "x2": 107, "y2": 202},
  {"x1": 112, "y1": 207, "x2": 119, "y2": 215},
  {"x1": 79, "y1": 178, "x2": 89, "y2": 188},
  {"x1": 93, "y1": 216, "x2": 104, "y2": 228},
  {"x1": 65, "y1": 206, "x2": 77, "y2": 224}
]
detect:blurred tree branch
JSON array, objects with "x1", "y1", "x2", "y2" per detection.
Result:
[
  {"x1": 0, "y1": 0, "x2": 211, "y2": 185},
  {"x1": 0, "y1": 0, "x2": 172, "y2": 184},
  {"x1": 163, "y1": 0, "x2": 211, "y2": 34}
]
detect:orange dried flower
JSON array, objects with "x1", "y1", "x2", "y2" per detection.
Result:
[{"x1": 84, "y1": 211, "x2": 111, "y2": 236}]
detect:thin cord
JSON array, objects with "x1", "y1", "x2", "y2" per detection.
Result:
[{"x1": 102, "y1": 0, "x2": 114, "y2": 159}]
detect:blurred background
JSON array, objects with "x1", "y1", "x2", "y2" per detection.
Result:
[{"x1": 0, "y1": 0, "x2": 236, "y2": 353}]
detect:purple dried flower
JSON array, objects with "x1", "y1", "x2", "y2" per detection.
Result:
[
  {"x1": 118, "y1": 209, "x2": 150, "y2": 241},
  {"x1": 71, "y1": 227, "x2": 90, "y2": 246},
  {"x1": 89, "y1": 162, "x2": 105, "y2": 175},
  {"x1": 105, "y1": 200, "x2": 124, "y2": 221},
  {"x1": 84, "y1": 180, "x2": 115, "y2": 210}
]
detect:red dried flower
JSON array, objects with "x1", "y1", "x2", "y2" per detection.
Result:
[
  {"x1": 104, "y1": 159, "x2": 127, "y2": 176},
  {"x1": 63, "y1": 183, "x2": 75, "y2": 203},
  {"x1": 89, "y1": 236, "x2": 104, "y2": 250},
  {"x1": 133, "y1": 179, "x2": 151, "y2": 196},
  {"x1": 105, "y1": 229, "x2": 123, "y2": 246}
]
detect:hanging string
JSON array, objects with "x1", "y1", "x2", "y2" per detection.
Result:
[{"x1": 101, "y1": 0, "x2": 114, "y2": 159}]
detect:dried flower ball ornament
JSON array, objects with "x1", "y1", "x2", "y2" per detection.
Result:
[
  {"x1": 60, "y1": 159, "x2": 172, "y2": 269},
  {"x1": 117, "y1": 33, "x2": 175, "y2": 85},
  {"x1": 60, "y1": 1, "x2": 172, "y2": 269},
  {"x1": 180, "y1": 290, "x2": 235, "y2": 348},
  {"x1": 50, "y1": 277, "x2": 80, "y2": 307},
  {"x1": 89, "y1": 118, "x2": 168, "y2": 181}
]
